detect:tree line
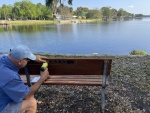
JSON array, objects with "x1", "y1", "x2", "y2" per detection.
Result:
[{"x1": 0, "y1": 0, "x2": 135, "y2": 21}]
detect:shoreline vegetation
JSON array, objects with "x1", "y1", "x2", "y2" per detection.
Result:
[{"x1": 1, "y1": 19, "x2": 101, "y2": 25}]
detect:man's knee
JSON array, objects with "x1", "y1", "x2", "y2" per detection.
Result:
[
  {"x1": 27, "y1": 97, "x2": 37, "y2": 109},
  {"x1": 21, "y1": 97, "x2": 37, "y2": 113},
  {"x1": 29, "y1": 97, "x2": 37, "y2": 107}
]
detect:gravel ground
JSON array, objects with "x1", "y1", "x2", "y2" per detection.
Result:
[{"x1": 34, "y1": 55, "x2": 150, "y2": 113}]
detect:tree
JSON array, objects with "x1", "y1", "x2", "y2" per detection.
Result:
[
  {"x1": 57, "y1": 5, "x2": 72, "y2": 19},
  {"x1": 36, "y1": 3, "x2": 43, "y2": 20},
  {"x1": 101, "y1": 7, "x2": 111, "y2": 21},
  {"x1": 46, "y1": 0, "x2": 73, "y2": 6},
  {"x1": 45, "y1": 0, "x2": 73, "y2": 14},
  {"x1": 12, "y1": 0, "x2": 40, "y2": 20},
  {"x1": 44, "y1": 8, "x2": 53, "y2": 19},
  {"x1": 75, "y1": 7, "x2": 89, "y2": 18},
  {"x1": 110, "y1": 8, "x2": 118, "y2": 19},
  {"x1": 12, "y1": 2, "x2": 22, "y2": 19},
  {"x1": 2, "y1": 4, "x2": 7, "y2": 20},
  {"x1": 117, "y1": 8, "x2": 124, "y2": 17},
  {"x1": 12, "y1": 0, "x2": 32, "y2": 19},
  {"x1": 86, "y1": 9, "x2": 102, "y2": 19},
  {"x1": 0, "y1": 4, "x2": 13, "y2": 20},
  {"x1": 0, "y1": 8, "x2": 2, "y2": 19}
]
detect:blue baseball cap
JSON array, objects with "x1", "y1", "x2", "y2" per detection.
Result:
[{"x1": 10, "y1": 45, "x2": 36, "y2": 60}]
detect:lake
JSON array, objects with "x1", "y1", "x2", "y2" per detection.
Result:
[{"x1": 0, "y1": 18, "x2": 150, "y2": 55}]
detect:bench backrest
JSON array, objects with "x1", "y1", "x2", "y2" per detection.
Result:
[{"x1": 19, "y1": 58, "x2": 112, "y2": 76}]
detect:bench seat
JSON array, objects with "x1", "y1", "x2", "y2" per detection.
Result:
[{"x1": 21, "y1": 75, "x2": 108, "y2": 86}]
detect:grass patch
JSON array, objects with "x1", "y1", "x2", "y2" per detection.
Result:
[
  {"x1": 7, "y1": 20, "x2": 57, "y2": 25},
  {"x1": 130, "y1": 50, "x2": 147, "y2": 55}
]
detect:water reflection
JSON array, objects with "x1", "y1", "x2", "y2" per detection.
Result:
[
  {"x1": 0, "y1": 25, "x2": 12, "y2": 32},
  {"x1": 0, "y1": 24, "x2": 56, "y2": 33}
]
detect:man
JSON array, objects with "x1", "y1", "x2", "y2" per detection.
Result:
[{"x1": 0, "y1": 45, "x2": 49, "y2": 113}]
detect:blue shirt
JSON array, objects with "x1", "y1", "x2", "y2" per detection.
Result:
[{"x1": 0, "y1": 54, "x2": 30, "y2": 112}]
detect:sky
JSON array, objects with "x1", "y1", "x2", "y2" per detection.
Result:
[{"x1": 0, "y1": 0, "x2": 150, "y2": 15}]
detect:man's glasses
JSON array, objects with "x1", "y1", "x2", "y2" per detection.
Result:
[{"x1": 23, "y1": 58, "x2": 30, "y2": 61}]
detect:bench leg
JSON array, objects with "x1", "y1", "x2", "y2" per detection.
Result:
[
  {"x1": 24, "y1": 65, "x2": 31, "y2": 87},
  {"x1": 101, "y1": 86, "x2": 106, "y2": 113},
  {"x1": 101, "y1": 61, "x2": 109, "y2": 113}
]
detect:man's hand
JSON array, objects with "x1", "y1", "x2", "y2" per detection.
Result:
[
  {"x1": 40, "y1": 68, "x2": 49, "y2": 81},
  {"x1": 35, "y1": 55, "x2": 48, "y2": 63}
]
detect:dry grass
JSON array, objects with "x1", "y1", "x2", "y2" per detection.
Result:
[{"x1": 7, "y1": 20, "x2": 56, "y2": 25}]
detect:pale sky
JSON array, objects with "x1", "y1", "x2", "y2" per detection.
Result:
[{"x1": 0, "y1": 0, "x2": 150, "y2": 15}]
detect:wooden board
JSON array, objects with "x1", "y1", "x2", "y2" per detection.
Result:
[{"x1": 19, "y1": 58, "x2": 112, "y2": 75}]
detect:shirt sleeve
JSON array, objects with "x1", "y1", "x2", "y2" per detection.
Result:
[{"x1": 2, "y1": 79, "x2": 30, "y2": 103}]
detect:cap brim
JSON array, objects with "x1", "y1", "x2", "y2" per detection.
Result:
[{"x1": 28, "y1": 53, "x2": 36, "y2": 60}]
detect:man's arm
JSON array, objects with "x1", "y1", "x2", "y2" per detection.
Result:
[{"x1": 24, "y1": 68, "x2": 49, "y2": 99}]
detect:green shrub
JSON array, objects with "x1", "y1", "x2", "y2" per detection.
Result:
[
  {"x1": 82, "y1": 16, "x2": 86, "y2": 19},
  {"x1": 130, "y1": 50, "x2": 147, "y2": 55}
]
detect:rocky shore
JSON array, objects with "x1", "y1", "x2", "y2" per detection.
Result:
[{"x1": 34, "y1": 55, "x2": 150, "y2": 113}]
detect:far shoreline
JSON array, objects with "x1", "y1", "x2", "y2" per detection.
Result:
[{"x1": 2, "y1": 19, "x2": 102, "y2": 25}]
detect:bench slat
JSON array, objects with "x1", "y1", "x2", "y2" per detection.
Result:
[
  {"x1": 20, "y1": 75, "x2": 108, "y2": 86},
  {"x1": 43, "y1": 81, "x2": 105, "y2": 86}
]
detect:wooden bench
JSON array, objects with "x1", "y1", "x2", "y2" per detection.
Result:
[{"x1": 19, "y1": 58, "x2": 112, "y2": 113}]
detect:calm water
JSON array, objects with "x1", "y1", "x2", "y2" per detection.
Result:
[{"x1": 0, "y1": 18, "x2": 150, "y2": 55}]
